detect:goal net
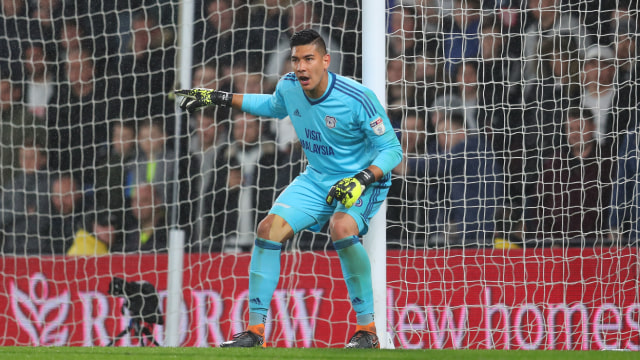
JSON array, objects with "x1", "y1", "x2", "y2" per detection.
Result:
[{"x1": 0, "y1": 0, "x2": 638, "y2": 350}]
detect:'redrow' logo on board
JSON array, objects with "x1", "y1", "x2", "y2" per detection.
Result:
[{"x1": 10, "y1": 273, "x2": 70, "y2": 345}]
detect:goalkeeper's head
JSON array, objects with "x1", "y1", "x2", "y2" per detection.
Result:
[
  {"x1": 290, "y1": 29, "x2": 327, "y2": 55},
  {"x1": 289, "y1": 29, "x2": 330, "y2": 98}
]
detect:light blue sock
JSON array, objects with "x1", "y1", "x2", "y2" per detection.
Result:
[
  {"x1": 248, "y1": 238, "x2": 282, "y2": 325},
  {"x1": 334, "y1": 236, "x2": 374, "y2": 325}
]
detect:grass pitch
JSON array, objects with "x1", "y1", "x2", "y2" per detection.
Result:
[{"x1": 1, "y1": 346, "x2": 638, "y2": 360}]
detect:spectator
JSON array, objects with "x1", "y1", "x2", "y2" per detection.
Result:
[
  {"x1": 388, "y1": 109, "x2": 434, "y2": 246},
  {"x1": 499, "y1": 34, "x2": 580, "y2": 221},
  {"x1": 412, "y1": 52, "x2": 446, "y2": 118},
  {"x1": 21, "y1": 42, "x2": 56, "y2": 121},
  {"x1": 54, "y1": 18, "x2": 87, "y2": 73},
  {"x1": 27, "y1": 0, "x2": 63, "y2": 55},
  {"x1": 46, "y1": 47, "x2": 118, "y2": 187},
  {"x1": 192, "y1": 0, "x2": 249, "y2": 75},
  {"x1": 523, "y1": 35, "x2": 581, "y2": 151},
  {"x1": 614, "y1": 19, "x2": 638, "y2": 86},
  {"x1": 67, "y1": 208, "x2": 124, "y2": 256},
  {"x1": 574, "y1": 0, "x2": 617, "y2": 40},
  {"x1": 520, "y1": 0, "x2": 591, "y2": 84},
  {"x1": 58, "y1": 18, "x2": 83, "y2": 53},
  {"x1": 317, "y1": 1, "x2": 360, "y2": 78},
  {"x1": 439, "y1": 0, "x2": 483, "y2": 76},
  {"x1": 0, "y1": 0, "x2": 28, "y2": 77},
  {"x1": 120, "y1": 183, "x2": 168, "y2": 253},
  {"x1": 32, "y1": 1, "x2": 116, "y2": 60},
  {"x1": 387, "y1": 58, "x2": 415, "y2": 109},
  {"x1": 392, "y1": 110, "x2": 434, "y2": 178},
  {"x1": 580, "y1": 44, "x2": 635, "y2": 148},
  {"x1": 136, "y1": 117, "x2": 177, "y2": 206},
  {"x1": 188, "y1": 107, "x2": 229, "y2": 247},
  {"x1": 609, "y1": 0, "x2": 637, "y2": 27},
  {"x1": 201, "y1": 112, "x2": 288, "y2": 252},
  {"x1": 93, "y1": 120, "x2": 139, "y2": 214},
  {"x1": 234, "y1": 71, "x2": 300, "y2": 189},
  {"x1": 453, "y1": 61, "x2": 479, "y2": 130},
  {"x1": 110, "y1": 120, "x2": 139, "y2": 168},
  {"x1": 611, "y1": 130, "x2": 640, "y2": 246},
  {"x1": 426, "y1": 109, "x2": 505, "y2": 247},
  {"x1": 137, "y1": 116, "x2": 194, "y2": 236},
  {"x1": 199, "y1": 157, "x2": 241, "y2": 252},
  {"x1": 76, "y1": 2, "x2": 126, "y2": 60},
  {"x1": 42, "y1": 173, "x2": 85, "y2": 254},
  {"x1": 245, "y1": 0, "x2": 286, "y2": 72},
  {"x1": 612, "y1": 19, "x2": 640, "y2": 134},
  {"x1": 0, "y1": 138, "x2": 51, "y2": 255},
  {"x1": 477, "y1": 14, "x2": 523, "y2": 133},
  {"x1": 531, "y1": 107, "x2": 614, "y2": 245},
  {"x1": 0, "y1": 74, "x2": 41, "y2": 188},
  {"x1": 417, "y1": 0, "x2": 443, "y2": 43},
  {"x1": 235, "y1": 68, "x2": 300, "y2": 172},
  {"x1": 387, "y1": 5, "x2": 423, "y2": 59},
  {"x1": 116, "y1": 8, "x2": 176, "y2": 118}
]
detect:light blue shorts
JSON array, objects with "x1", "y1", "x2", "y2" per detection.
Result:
[{"x1": 269, "y1": 171, "x2": 391, "y2": 236}]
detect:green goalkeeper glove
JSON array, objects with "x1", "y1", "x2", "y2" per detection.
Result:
[
  {"x1": 174, "y1": 88, "x2": 233, "y2": 113},
  {"x1": 326, "y1": 169, "x2": 376, "y2": 208}
]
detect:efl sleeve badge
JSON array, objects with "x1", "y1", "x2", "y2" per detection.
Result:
[{"x1": 369, "y1": 117, "x2": 385, "y2": 136}]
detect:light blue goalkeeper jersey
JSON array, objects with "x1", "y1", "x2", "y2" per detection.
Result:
[{"x1": 241, "y1": 72, "x2": 402, "y2": 184}]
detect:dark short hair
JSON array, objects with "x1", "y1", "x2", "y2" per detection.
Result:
[{"x1": 289, "y1": 29, "x2": 327, "y2": 54}]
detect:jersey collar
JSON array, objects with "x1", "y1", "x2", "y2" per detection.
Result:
[{"x1": 304, "y1": 72, "x2": 336, "y2": 105}]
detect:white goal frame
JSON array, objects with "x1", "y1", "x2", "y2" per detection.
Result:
[{"x1": 166, "y1": 0, "x2": 391, "y2": 348}]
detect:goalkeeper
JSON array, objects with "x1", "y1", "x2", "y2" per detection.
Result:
[{"x1": 175, "y1": 29, "x2": 402, "y2": 349}]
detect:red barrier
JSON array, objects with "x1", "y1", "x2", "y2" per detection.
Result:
[{"x1": 0, "y1": 248, "x2": 638, "y2": 349}]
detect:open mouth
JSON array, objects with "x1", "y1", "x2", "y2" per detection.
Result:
[{"x1": 298, "y1": 75, "x2": 310, "y2": 85}]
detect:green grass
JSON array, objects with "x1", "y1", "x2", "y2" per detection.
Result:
[{"x1": 0, "y1": 347, "x2": 638, "y2": 360}]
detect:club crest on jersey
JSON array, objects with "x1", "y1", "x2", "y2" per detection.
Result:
[
  {"x1": 325, "y1": 115, "x2": 337, "y2": 129},
  {"x1": 370, "y1": 117, "x2": 385, "y2": 135}
]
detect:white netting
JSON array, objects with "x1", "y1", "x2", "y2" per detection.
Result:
[
  {"x1": 385, "y1": 0, "x2": 640, "y2": 350},
  {"x1": 0, "y1": 0, "x2": 639, "y2": 350}
]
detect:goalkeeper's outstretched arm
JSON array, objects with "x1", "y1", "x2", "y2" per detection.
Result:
[{"x1": 173, "y1": 88, "x2": 244, "y2": 112}]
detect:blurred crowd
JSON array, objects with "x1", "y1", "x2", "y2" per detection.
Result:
[
  {"x1": 385, "y1": 0, "x2": 639, "y2": 249},
  {"x1": 0, "y1": 0, "x2": 638, "y2": 255}
]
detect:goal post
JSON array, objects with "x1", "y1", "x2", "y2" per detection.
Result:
[
  {"x1": 362, "y1": 0, "x2": 392, "y2": 350},
  {"x1": 164, "y1": 0, "x2": 196, "y2": 347}
]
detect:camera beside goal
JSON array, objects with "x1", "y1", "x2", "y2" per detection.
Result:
[{"x1": 107, "y1": 277, "x2": 164, "y2": 346}]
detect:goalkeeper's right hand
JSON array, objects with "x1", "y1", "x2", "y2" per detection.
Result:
[
  {"x1": 174, "y1": 88, "x2": 233, "y2": 113},
  {"x1": 325, "y1": 169, "x2": 375, "y2": 208}
]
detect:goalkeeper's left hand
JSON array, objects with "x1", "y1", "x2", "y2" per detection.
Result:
[
  {"x1": 173, "y1": 88, "x2": 233, "y2": 113},
  {"x1": 326, "y1": 169, "x2": 376, "y2": 208}
]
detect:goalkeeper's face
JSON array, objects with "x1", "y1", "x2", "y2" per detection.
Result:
[{"x1": 291, "y1": 44, "x2": 330, "y2": 99}]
